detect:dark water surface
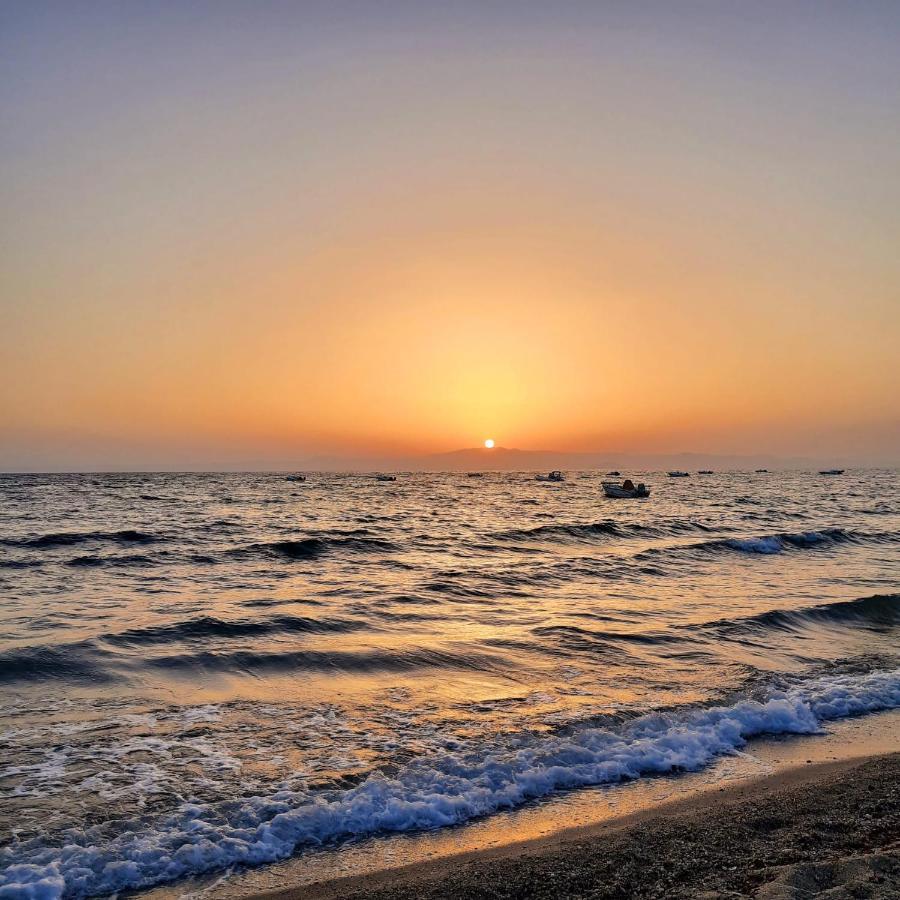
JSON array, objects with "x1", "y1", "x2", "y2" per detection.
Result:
[{"x1": 1, "y1": 470, "x2": 898, "y2": 897}]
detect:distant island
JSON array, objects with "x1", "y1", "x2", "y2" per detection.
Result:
[{"x1": 282, "y1": 446, "x2": 861, "y2": 474}]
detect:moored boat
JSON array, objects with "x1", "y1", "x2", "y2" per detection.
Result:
[
  {"x1": 667, "y1": 471, "x2": 689, "y2": 477},
  {"x1": 375, "y1": 474, "x2": 397, "y2": 482},
  {"x1": 535, "y1": 471, "x2": 565, "y2": 482},
  {"x1": 602, "y1": 480, "x2": 650, "y2": 498},
  {"x1": 819, "y1": 469, "x2": 845, "y2": 475}
]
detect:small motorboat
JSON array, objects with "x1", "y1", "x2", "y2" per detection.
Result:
[
  {"x1": 667, "y1": 471, "x2": 689, "y2": 477},
  {"x1": 698, "y1": 470, "x2": 714, "y2": 475},
  {"x1": 375, "y1": 474, "x2": 397, "y2": 482},
  {"x1": 606, "y1": 470, "x2": 621, "y2": 476},
  {"x1": 819, "y1": 469, "x2": 844, "y2": 475},
  {"x1": 467, "y1": 472, "x2": 484, "y2": 478},
  {"x1": 535, "y1": 471, "x2": 565, "y2": 482},
  {"x1": 603, "y1": 480, "x2": 649, "y2": 498},
  {"x1": 755, "y1": 468, "x2": 768, "y2": 473},
  {"x1": 285, "y1": 474, "x2": 306, "y2": 482}
]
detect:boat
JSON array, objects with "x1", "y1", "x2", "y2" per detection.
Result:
[
  {"x1": 285, "y1": 474, "x2": 306, "y2": 482},
  {"x1": 698, "y1": 470, "x2": 714, "y2": 475},
  {"x1": 535, "y1": 471, "x2": 565, "y2": 482},
  {"x1": 602, "y1": 480, "x2": 650, "y2": 498},
  {"x1": 606, "y1": 470, "x2": 621, "y2": 476},
  {"x1": 375, "y1": 474, "x2": 396, "y2": 482},
  {"x1": 819, "y1": 469, "x2": 844, "y2": 475},
  {"x1": 467, "y1": 472, "x2": 484, "y2": 478},
  {"x1": 755, "y1": 469, "x2": 768, "y2": 473},
  {"x1": 667, "y1": 471, "x2": 689, "y2": 477}
]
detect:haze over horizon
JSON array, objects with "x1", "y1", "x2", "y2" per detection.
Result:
[
  {"x1": 2, "y1": 440, "x2": 896, "y2": 474},
  {"x1": 2, "y1": 2, "x2": 899, "y2": 471}
]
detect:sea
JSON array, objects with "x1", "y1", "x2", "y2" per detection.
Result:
[{"x1": 1, "y1": 470, "x2": 898, "y2": 898}]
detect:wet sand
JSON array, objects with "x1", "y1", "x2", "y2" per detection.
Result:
[{"x1": 249, "y1": 750, "x2": 900, "y2": 900}]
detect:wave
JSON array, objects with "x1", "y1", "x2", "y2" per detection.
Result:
[
  {"x1": 696, "y1": 593, "x2": 900, "y2": 638},
  {"x1": 0, "y1": 615, "x2": 372, "y2": 684},
  {"x1": 3, "y1": 668, "x2": 898, "y2": 898},
  {"x1": 526, "y1": 596, "x2": 900, "y2": 660},
  {"x1": 145, "y1": 645, "x2": 506, "y2": 676},
  {"x1": 638, "y1": 528, "x2": 893, "y2": 561},
  {"x1": 0, "y1": 643, "x2": 117, "y2": 684},
  {"x1": 530, "y1": 624, "x2": 681, "y2": 655},
  {"x1": 492, "y1": 518, "x2": 716, "y2": 544},
  {"x1": 0, "y1": 640, "x2": 516, "y2": 686},
  {"x1": 103, "y1": 614, "x2": 365, "y2": 646},
  {"x1": 0, "y1": 529, "x2": 157, "y2": 550},
  {"x1": 242, "y1": 535, "x2": 398, "y2": 560},
  {"x1": 724, "y1": 527, "x2": 897, "y2": 554},
  {"x1": 725, "y1": 528, "x2": 854, "y2": 554},
  {"x1": 66, "y1": 553, "x2": 159, "y2": 568}
]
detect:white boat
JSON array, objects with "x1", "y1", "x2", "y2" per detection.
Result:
[
  {"x1": 535, "y1": 471, "x2": 565, "y2": 482},
  {"x1": 375, "y1": 474, "x2": 396, "y2": 482},
  {"x1": 667, "y1": 471, "x2": 689, "y2": 477},
  {"x1": 602, "y1": 480, "x2": 649, "y2": 498},
  {"x1": 819, "y1": 469, "x2": 844, "y2": 475}
]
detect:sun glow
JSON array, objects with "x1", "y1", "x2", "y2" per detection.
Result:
[{"x1": 484, "y1": 439, "x2": 495, "y2": 449}]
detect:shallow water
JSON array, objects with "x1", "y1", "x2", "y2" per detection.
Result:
[{"x1": 0, "y1": 470, "x2": 898, "y2": 897}]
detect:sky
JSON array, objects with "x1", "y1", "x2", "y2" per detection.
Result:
[{"x1": 2, "y1": 1, "x2": 899, "y2": 470}]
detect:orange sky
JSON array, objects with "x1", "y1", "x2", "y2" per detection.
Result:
[{"x1": 2, "y1": 3, "x2": 899, "y2": 468}]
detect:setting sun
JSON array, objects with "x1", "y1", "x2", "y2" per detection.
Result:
[{"x1": 484, "y1": 439, "x2": 495, "y2": 449}]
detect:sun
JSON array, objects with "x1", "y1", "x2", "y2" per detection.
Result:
[{"x1": 484, "y1": 438, "x2": 495, "y2": 449}]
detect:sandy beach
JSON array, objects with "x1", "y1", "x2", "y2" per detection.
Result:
[{"x1": 250, "y1": 750, "x2": 899, "y2": 900}]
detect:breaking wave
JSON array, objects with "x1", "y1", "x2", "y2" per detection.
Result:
[
  {"x1": 3, "y1": 669, "x2": 898, "y2": 899},
  {"x1": 636, "y1": 528, "x2": 894, "y2": 561}
]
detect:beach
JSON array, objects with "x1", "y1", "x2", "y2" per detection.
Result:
[
  {"x1": 252, "y1": 751, "x2": 900, "y2": 900},
  {"x1": 165, "y1": 707, "x2": 897, "y2": 900}
]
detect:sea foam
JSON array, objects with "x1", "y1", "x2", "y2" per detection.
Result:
[{"x1": 2, "y1": 669, "x2": 899, "y2": 899}]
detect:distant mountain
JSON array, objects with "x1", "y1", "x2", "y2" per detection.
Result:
[
  {"x1": 423, "y1": 447, "x2": 821, "y2": 472},
  {"x1": 291, "y1": 446, "x2": 829, "y2": 473},
  {"x1": 12, "y1": 445, "x2": 876, "y2": 474}
]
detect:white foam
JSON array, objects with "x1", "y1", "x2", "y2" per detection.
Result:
[
  {"x1": 2, "y1": 669, "x2": 898, "y2": 899},
  {"x1": 727, "y1": 537, "x2": 783, "y2": 554},
  {"x1": 178, "y1": 705, "x2": 222, "y2": 724}
]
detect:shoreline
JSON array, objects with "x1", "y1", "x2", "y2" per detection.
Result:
[
  {"x1": 160, "y1": 708, "x2": 900, "y2": 900},
  {"x1": 252, "y1": 750, "x2": 900, "y2": 899}
]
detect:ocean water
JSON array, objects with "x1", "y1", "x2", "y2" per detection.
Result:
[{"x1": 1, "y1": 470, "x2": 898, "y2": 898}]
